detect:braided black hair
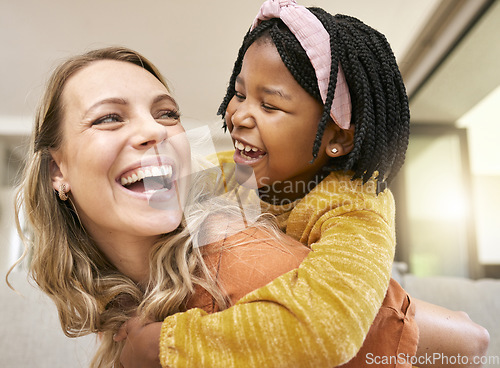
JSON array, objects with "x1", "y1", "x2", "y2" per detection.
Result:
[{"x1": 218, "y1": 8, "x2": 410, "y2": 189}]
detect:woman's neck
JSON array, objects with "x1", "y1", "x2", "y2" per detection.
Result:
[{"x1": 96, "y1": 233, "x2": 157, "y2": 284}]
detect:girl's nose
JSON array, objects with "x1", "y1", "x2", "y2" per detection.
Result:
[{"x1": 229, "y1": 102, "x2": 256, "y2": 130}]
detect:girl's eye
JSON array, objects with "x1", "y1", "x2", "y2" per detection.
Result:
[
  {"x1": 92, "y1": 114, "x2": 122, "y2": 126},
  {"x1": 262, "y1": 103, "x2": 279, "y2": 111},
  {"x1": 234, "y1": 92, "x2": 246, "y2": 101}
]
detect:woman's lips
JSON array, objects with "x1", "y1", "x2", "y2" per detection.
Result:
[
  {"x1": 116, "y1": 176, "x2": 180, "y2": 211},
  {"x1": 120, "y1": 165, "x2": 173, "y2": 187},
  {"x1": 117, "y1": 161, "x2": 178, "y2": 204}
]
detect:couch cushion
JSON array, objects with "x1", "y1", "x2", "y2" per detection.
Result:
[
  {"x1": 403, "y1": 274, "x2": 500, "y2": 366},
  {"x1": 1, "y1": 270, "x2": 95, "y2": 368}
]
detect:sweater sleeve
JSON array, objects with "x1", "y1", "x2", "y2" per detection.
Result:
[{"x1": 159, "y1": 191, "x2": 395, "y2": 368}]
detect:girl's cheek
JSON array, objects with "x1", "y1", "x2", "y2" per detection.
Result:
[{"x1": 225, "y1": 112, "x2": 234, "y2": 131}]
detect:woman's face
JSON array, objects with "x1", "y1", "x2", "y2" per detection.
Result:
[{"x1": 51, "y1": 60, "x2": 191, "y2": 251}]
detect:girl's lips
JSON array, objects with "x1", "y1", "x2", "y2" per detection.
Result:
[
  {"x1": 231, "y1": 137, "x2": 267, "y2": 165},
  {"x1": 233, "y1": 148, "x2": 267, "y2": 166},
  {"x1": 233, "y1": 139, "x2": 265, "y2": 155}
]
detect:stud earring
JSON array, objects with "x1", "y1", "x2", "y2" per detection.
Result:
[
  {"x1": 58, "y1": 184, "x2": 68, "y2": 201},
  {"x1": 331, "y1": 148, "x2": 339, "y2": 154}
]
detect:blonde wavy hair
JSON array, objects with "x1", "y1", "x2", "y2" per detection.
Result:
[{"x1": 8, "y1": 46, "x2": 280, "y2": 367}]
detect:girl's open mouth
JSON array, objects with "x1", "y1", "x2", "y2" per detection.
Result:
[{"x1": 233, "y1": 139, "x2": 266, "y2": 164}]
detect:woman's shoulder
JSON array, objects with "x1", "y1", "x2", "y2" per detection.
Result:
[{"x1": 199, "y1": 220, "x2": 310, "y2": 305}]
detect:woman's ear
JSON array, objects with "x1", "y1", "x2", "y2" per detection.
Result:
[
  {"x1": 49, "y1": 152, "x2": 70, "y2": 194},
  {"x1": 325, "y1": 124, "x2": 355, "y2": 158}
]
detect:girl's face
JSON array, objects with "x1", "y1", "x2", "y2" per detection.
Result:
[
  {"x1": 225, "y1": 40, "x2": 336, "y2": 202},
  {"x1": 51, "y1": 60, "x2": 191, "y2": 252}
]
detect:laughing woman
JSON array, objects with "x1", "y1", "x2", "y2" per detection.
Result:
[{"x1": 11, "y1": 47, "x2": 198, "y2": 366}]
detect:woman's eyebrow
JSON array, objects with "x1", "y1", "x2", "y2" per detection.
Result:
[
  {"x1": 152, "y1": 94, "x2": 179, "y2": 108},
  {"x1": 82, "y1": 94, "x2": 178, "y2": 119},
  {"x1": 84, "y1": 97, "x2": 128, "y2": 117}
]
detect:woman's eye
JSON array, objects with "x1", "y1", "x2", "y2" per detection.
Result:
[
  {"x1": 92, "y1": 114, "x2": 122, "y2": 125},
  {"x1": 157, "y1": 109, "x2": 180, "y2": 121}
]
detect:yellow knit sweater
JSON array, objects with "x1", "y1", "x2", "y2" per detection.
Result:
[{"x1": 160, "y1": 151, "x2": 395, "y2": 368}]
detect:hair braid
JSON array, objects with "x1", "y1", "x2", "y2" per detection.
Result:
[
  {"x1": 310, "y1": 10, "x2": 340, "y2": 160},
  {"x1": 338, "y1": 22, "x2": 374, "y2": 176},
  {"x1": 323, "y1": 12, "x2": 410, "y2": 187},
  {"x1": 362, "y1": 35, "x2": 388, "y2": 179}
]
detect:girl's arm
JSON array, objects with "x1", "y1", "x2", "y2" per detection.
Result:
[
  {"x1": 158, "y1": 209, "x2": 395, "y2": 368},
  {"x1": 151, "y1": 165, "x2": 398, "y2": 367},
  {"x1": 116, "y1": 212, "x2": 392, "y2": 368},
  {"x1": 116, "y1": 291, "x2": 490, "y2": 368},
  {"x1": 115, "y1": 319, "x2": 162, "y2": 368}
]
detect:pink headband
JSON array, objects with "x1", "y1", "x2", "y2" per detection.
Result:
[{"x1": 251, "y1": 0, "x2": 351, "y2": 129}]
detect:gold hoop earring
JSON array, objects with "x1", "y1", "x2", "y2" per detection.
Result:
[{"x1": 58, "y1": 184, "x2": 68, "y2": 201}]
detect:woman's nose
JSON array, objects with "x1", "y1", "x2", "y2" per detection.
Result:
[{"x1": 133, "y1": 116, "x2": 168, "y2": 149}]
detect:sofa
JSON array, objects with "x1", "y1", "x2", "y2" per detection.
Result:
[
  {"x1": 1, "y1": 265, "x2": 499, "y2": 367},
  {"x1": 1, "y1": 270, "x2": 94, "y2": 367},
  {"x1": 392, "y1": 263, "x2": 500, "y2": 367}
]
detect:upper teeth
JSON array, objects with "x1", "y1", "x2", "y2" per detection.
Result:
[
  {"x1": 120, "y1": 165, "x2": 172, "y2": 186},
  {"x1": 235, "y1": 140, "x2": 259, "y2": 152}
]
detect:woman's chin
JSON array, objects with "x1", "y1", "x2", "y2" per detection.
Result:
[{"x1": 140, "y1": 213, "x2": 183, "y2": 237}]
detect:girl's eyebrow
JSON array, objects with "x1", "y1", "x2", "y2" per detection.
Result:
[
  {"x1": 262, "y1": 87, "x2": 292, "y2": 100},
  {"x1": 235, "y1": 76, "x2": 291, "y2": 100}
]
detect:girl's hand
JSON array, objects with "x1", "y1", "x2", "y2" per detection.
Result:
[{"x1": 114, "y1": 317, "x2": 163, "y2": 368}]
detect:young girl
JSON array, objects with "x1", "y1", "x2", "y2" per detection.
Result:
[{"x1": 118, "y1": 2, "x2": 488, "y2": 368}]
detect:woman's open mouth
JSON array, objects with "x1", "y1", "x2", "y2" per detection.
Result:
[{"x1": 120, "y1": 164, "x2": 174, "y2": 195}]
